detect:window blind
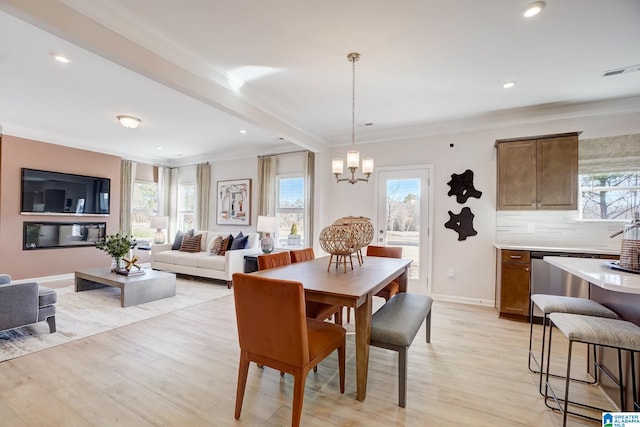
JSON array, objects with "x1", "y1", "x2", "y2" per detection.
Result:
[{"x1": 579, "y1": 134, "x2": 640, "y2": 174}]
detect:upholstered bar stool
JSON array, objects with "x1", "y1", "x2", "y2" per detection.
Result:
[
  {"x1": 529, "y1": 294, "x2": 619, "y2": 395},
  {"x1": 544, "y1": 313, "x2": 640, "y2": 426}
]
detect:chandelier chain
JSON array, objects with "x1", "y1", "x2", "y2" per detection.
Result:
[{"x1": 352, "y1": 53, "x2": 356, "y2": 148}]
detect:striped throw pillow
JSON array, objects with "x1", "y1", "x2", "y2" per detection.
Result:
[{"x1": 179, "y1": 234, "x2": 202, "y2": 253}]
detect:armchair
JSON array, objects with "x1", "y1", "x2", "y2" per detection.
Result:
[{"x1": 0, "y1": 274, "x2": 57, "y2": 333}]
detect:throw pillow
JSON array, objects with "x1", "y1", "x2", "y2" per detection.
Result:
[
  {"x1": 218, "y1": 234, "x2": 234, "y2": 256},
  {"x1": 209, "y1": 235, "x2": 223, "y2": 255},
  {"x1": 172, "y1": 231, "x2": 184, "y2": 250},
  {"x1": 230, "y1": 234, "x2": 249, "y2": 250},
  {"x1": 179, "y1": 234, "x2": 202, "y2": 253}
]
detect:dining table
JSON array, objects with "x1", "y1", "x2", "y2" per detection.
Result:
[{"x1": 249, "y1": 255, "x2": 412, "y2": 401}]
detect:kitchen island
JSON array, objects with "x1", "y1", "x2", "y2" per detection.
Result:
[
  {"x1": 543, "y1": 256, "x2": 640, "y2": 294},
  {"x1": 543, "y1": 256, "x2": 640, "y2": 410}
]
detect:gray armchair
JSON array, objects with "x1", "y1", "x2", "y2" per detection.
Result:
[{"x1": 0, "y1": 274, "x2": 57, "y2": 333}]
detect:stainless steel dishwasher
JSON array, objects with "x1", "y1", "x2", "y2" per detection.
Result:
[{"x1": 530, "y1": 251, "x2": 615, "y2": 317}]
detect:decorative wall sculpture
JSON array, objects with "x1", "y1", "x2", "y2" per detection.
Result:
[
  {"x1": 444, "y1": 207, "x2": 478, "y2": 241},
  {"x1": 447, "y1": 169, "x2": 482, "y2": 204}
]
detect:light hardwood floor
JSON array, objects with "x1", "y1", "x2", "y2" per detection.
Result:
[{"x1": 0, "y1": 280, "x2": 610, "y2": 426}]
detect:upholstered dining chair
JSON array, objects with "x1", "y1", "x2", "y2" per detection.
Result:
[
  {"x1": 346, "y1": 245, "x2": 403, "y2": 323},
  {"x1": 257, "y1": 251, "x2": 292, "y2": 270},
  {"x1": 289, "y1": 248, "x2": 343, "y2": 325},
  {"x1": 232, "y1": 273, "x2": 346, "y2": 427}
]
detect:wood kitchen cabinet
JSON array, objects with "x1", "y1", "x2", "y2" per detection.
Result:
[
  {"x1": 496, "y1": 132, "x2": 579, "y2": 210},
  {"x1": 496, "y1": 249, "x2": 530, "y2": 320}
]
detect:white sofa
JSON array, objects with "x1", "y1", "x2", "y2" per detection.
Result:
[{"x1": 151, "y1": 231, "x2": 260, "y2": 288}]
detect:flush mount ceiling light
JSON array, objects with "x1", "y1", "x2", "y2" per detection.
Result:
[
  {"x1": 117, "y1": 115, "x2": 142, "y2": 129},
  {"x1": 522, "y1": 1, "x2": 545, "y2": 18},
  {"x1": 503, "y1": 80, "x2": 517, "y2": 89},
  {"x1": 332, "y1": 52, "x2": 374, "y2": 184},
  {"x1": 53, "y1": 54, "x2": 71, "y2": 63}
]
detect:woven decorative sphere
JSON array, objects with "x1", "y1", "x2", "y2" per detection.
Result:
[
  {"x1": 319, "y1": 224, "x2": 360, "y2": 256},
  {"x1": 333, "y1": 216, "x2": 374, "y2": 249}
]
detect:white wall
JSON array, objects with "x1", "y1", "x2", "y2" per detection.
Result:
[
  {"x1": 204, "y1": 110, "x2": 640, "y2": 306},
  {"x1": 323, "y1": 110, "x2": 640, "y2": 306}
]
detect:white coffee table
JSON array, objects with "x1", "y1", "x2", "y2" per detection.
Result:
[{"x1": 75, "y1": 268, "x2": 176, "y2": 307}]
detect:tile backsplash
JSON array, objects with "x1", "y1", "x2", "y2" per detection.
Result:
[{"x1": 496, "y1": 211, "x2": 628, "y2": 252}]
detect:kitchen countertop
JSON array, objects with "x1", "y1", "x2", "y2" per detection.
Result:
[
  {"x1": 494, "y1": 243, "x2": 619, "y2": 255},
  {"x1": 544, "y1": 256, "x2": 640, "y2": 294}
]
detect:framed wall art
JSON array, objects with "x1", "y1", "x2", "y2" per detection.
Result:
[{"x1": 216, "y1": 179, "x2": 251, "y2": 226}]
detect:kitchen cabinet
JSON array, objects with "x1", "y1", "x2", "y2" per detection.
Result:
[
  {"x1": 496, "y1": 132, "x2": 579, "y2": 210},
  {"x1": 496, "y1": 249, "x2": 530, "y2": 320}
]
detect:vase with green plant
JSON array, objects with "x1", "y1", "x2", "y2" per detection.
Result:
[
  {"x1": 288, "y1": 223, "x2": 301, "y2": 246},
  {"x1": 96, "y1": 233, "x2": 137, "y2": 271}
]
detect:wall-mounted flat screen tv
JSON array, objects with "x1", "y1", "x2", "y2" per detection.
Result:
[{"x1": 21, "y1": 168, "x2": 110, "y2": 215}]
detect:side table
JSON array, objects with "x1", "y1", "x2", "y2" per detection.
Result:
[{"x1": 244, "y1": 254, "x2": 259, "y2": 273}]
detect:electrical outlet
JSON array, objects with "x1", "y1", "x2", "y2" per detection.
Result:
[{"x1": 448, "y1": 269, "x2": 456, "y2": 278}]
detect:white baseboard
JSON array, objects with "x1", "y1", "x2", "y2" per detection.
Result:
[{"x1": 431, "y1": 293, "x2": 495, "y2": 308}]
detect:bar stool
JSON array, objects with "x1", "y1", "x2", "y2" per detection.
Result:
[
  {"x1": 529, "y1": 294, "x2": 619, "y2": 395},
  {"x1": 544, "y1": 313, "x2": 640, "y2": 426}
]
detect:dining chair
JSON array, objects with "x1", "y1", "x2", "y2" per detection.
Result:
[
  {"x1": 346, "y1": 245, "x2": 403, "y2": 323},
  {"x1": 232, "y1": 273, "x2": 346, "y2": 427},
  {"x1": 257, "y1": 251, "x2": 292, "y2": 270},
  {"x1": 289, "y1": 248, "x2": 343, "y2": 325}
]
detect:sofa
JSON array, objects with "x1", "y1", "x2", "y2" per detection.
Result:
[
  {"x1": 0, "y1": 274, "x2": 57, "y2": 333},
  {"x1": 151, "y1": 230, "x2": 260, "y2": 288}
]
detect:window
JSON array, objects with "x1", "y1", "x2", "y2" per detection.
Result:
[
  {"x1": 580, "y1": 172, "x2": 640, "y2": 220},
  {"x1": 579, "y1": 134, "x2": 640, "y2": 220},
  {"x1": 276, "y1": 175, "x2": 304, "y2": 247},
  {"x1": 131, "y1": 181, "x2": 158, "y2": 239},
  {"x1": 178, "y1": 183, "x2": 195, "y2": 231}
]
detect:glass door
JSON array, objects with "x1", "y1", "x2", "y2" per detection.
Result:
[{"x1": 376, "y1": 167, "x2": 431, "y2": 294}]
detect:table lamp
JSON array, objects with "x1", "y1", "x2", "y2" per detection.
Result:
[
  {"x1": 150, "y1": 215, "x2": 169, "y2": 244},
  {"x1": 256, "y1": 215, "x2": 278, "y2": 253}
]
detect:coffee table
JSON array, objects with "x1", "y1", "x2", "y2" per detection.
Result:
[{"x1": 75, "y1": 268, "x2": 176, "y2": 307}]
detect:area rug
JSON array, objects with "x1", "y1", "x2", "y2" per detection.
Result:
[{"x1": 0, "y1": 277, "x2": 232, "y2": 362}]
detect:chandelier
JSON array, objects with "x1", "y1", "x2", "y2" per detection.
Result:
[{"x1": 332, "y1": 52, "x2": 374, "y2": 184}]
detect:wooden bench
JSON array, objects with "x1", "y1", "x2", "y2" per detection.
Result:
[{"x1": 370, "y1": 292, "x2": 433, "y2": 407}]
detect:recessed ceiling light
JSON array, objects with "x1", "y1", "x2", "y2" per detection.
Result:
[
  {"x1": 117, "y1": 115, "x2": 142, "y2": 129},
  {"x1": 53, "y1": 54, "x2": 71, "y2": 63},
  {"x1": 503, "y1": 80, "x2": 517, "y2": 89},
  {"x1": 522, "y1": 1, "x2": 545, "y2": 18},
  {"x1": 239, "y1": 129, "x2": 247, "y2": 134},
  {"x1": 156, "y1": 146, "x2": 163, "y2": 150}
]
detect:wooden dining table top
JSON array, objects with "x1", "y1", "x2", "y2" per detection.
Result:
[{"x1": 248, "y1": 255, "x2": 412, "y2": 308}]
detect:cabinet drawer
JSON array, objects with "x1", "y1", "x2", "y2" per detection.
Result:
[{"x1": 501, "y1": 250, "x2": 530, "y2": 263}]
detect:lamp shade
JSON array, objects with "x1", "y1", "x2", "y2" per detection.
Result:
[
  {"x1": 150, "y1": 216, "x2": 169, "y2": 229},
  {"x1": 256, "y1": 215, "x2": 278, "y2": 233}
]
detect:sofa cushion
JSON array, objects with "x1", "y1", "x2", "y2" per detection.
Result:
[
  {"x1": 171, "y1": 231, "x2": 184, "y2": 250},
  {"x1": 194, "y1": 230, "x2": 209, "y2": 251},
  {"x1": 209, "y1": 235, "x2": 223, "y2": 255},
  {"x1": 198, "y1": 254, "x2": 226, "y2": 270},
  {"x1": 179, "y1": 234, "x2": 202, "y2": 253},
  {"x1": 154, "y1": 250, "x2": 179, "y2": 264},
  {"x1": 218, "y1": 234, "x2": 234, "y2": 256},
  {"x1": 174, "y1": 252, "x2": 204, "y2": 267},
  {"x1": 230, "y1": 234, "x2": 249, "y2": 250}
]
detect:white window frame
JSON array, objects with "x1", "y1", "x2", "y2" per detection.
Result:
[{"x1": 275, "y1": 173, "x2": 305, "y2": 248}]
